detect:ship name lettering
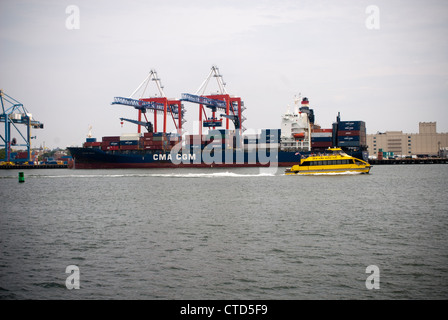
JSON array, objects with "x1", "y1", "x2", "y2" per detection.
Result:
[{"x1": 153, "y1": 154, "x2": 196, "y2": 161}]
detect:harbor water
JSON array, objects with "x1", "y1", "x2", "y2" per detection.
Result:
[{"x1": 0, "y1": 165, "x2": 447, "y2": 299}]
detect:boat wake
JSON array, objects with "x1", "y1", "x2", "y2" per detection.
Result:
[
  {"x1": 151, "y1": 172, "x2": 275, "y2": 178},
  {"x1": 16, "y1": 171, "x2": 276, "y2": 179}
]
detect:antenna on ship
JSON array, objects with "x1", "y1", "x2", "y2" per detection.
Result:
[
  {"x1": 294, "y1": 93, "x2": 301, "y2": 105},
  {"x1": 87, "y1": 125, "x2": 92, "y2": 138}
]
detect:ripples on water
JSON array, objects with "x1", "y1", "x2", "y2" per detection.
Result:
[{"x1": 0, "y1": 165, "x2": 447, "y2": 299}]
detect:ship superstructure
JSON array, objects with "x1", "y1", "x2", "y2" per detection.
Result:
[{"x1": 280, "y1": 96, "x2": 314, "y2": 152}]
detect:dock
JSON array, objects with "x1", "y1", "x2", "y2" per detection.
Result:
[
  {"x1": 369, "y1": 158, "x2": 448, "y2": 165},
  {"x1": 0, "y1": 164, "x2": 68, "y2": 169}
]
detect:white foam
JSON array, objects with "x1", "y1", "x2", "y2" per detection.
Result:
[{"x1": 30, "y1": 171, "x2": 276, "y2": 179}]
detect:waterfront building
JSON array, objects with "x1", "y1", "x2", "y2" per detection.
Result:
[{"x1": 367, "y1": 122, "x2": 448, "y2": 158}]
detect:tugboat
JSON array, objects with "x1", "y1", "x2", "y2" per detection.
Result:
[{"x1": 284, "y1": 147, "x2": 372, "y2": 175}]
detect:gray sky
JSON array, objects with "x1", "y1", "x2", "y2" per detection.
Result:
[{"x1": 1, "y1": 0, "x2": 447, "y2": 149}]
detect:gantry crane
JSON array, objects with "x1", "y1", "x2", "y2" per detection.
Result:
[
  {"x1": 180, "y1": 66, "x2": 246, "y2": 136},
  {"x1": 0, "y1": 90, "x2": 43, "y2": 162},
  {"x1": 111, "y1": 70, "x2": 185, "y2": 134}
]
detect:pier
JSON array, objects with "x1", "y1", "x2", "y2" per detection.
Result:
[
  {"x1": 0, "y1": 164, "x2": 68, "y2": 169},
  {"x1": 369, "y1": 158, "x2": 448, "y2": 165}
]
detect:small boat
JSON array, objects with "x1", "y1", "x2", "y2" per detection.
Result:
[
  {"x1": 285, "y1": 147, "x2": 372, "y2": 175},
  {"x1": 293, "y1": 132, "x2": 305, "y2": 139}
]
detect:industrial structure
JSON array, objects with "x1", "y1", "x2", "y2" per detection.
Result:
[
  {"x1": 112, "y1": 70, "x2": 185, "y2": 134},
  {"x1": 367, "y1": 122, "x2": 448, "y2": 158},
  {"x1": 180, "y1": 65, "x2": 245, "y2": 136},
  {"x1": 0, "y1": 90, "x2": 43, "y2": 163},
  {"x1": 111, "y1": 66, "x2": 245, "y2": 138}
]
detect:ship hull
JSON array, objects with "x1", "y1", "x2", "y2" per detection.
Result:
[
  {"x1": 67, "y1": 147, "x2": 301, "y2": 169},
  {"x1": 68, "y1": 146, "x2": 367, "y2": 169}
]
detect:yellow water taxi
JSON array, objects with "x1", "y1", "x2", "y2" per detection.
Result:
[{"x1": 285, "y1": 147, "x2": 372, "y2": 175}]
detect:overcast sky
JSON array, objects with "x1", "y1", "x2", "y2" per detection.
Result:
[{"x1": 1, "y1": 0, "x2": 447, "y2": 149}]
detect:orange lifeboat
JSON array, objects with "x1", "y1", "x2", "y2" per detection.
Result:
[{"x1": 293, "y1": 132, "x2": 305, "y2": 139}]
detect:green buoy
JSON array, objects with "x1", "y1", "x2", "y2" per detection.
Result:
[{"x1": 18, "y1": 172, "x2": 25, "y2": 183}]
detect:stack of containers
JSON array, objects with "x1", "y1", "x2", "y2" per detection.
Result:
[
  {"x1": 337, "y1": 121, "x2": 366, "y2": 147},
  {"x1": 141, "y1": 132, "x2": 169, "y2": 151},
  {"x1": 185, "y1": 134, "x2": 207, "y2": 152},
  {"x1": 311, "y1": 128, "x2": 333, "y2": 149},
  {"x1": 243, "y1": 134, "x2": 258, "y2": 150},
  {"x1": 15, "y1": 151, "x2": 29, "y2": 159},
  {"x1": 258, "y1": 129, "x2": 281, "y2": 149},
  {"x1": 120, "y1": 133, "x2": 140, "y2": 150},
  {"x1": 101, "y1": 136, "x2": 120, "y2": 151},
  {"x1": 84, "y1": 137, "x2": 102, "y2": 148},
  {"x1": 206, "y1": 129, "x2": 235, "y2": 150},
  {"x1": 166, "y1": 133, "x2": 181, "y2": 151}
]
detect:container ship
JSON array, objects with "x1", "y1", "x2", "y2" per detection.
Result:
[{"x1": 68, "y1": 67, "x2": 368, "y2": 169}]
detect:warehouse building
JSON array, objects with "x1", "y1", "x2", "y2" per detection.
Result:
[{"x1": 367, "y1": 122, "x2": 448, "y2": 158}]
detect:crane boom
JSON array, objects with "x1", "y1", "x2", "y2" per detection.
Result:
[
  {"x1": 112, "y1": 97, "x2": 165, "y2": 113},
  {"x1": 220, "y1": 114, "x2": 240, "y2": 130},
  {"x1": 181, "y1": 93, "x2": 226, "y2": 109},
  {"x1": 120, "y1": 117, "x2": 153, "y2": 132}
]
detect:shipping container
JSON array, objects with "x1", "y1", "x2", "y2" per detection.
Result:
[
  {"x1": 120, "y1": 133, "x2": 141, "y2": 141},
  {"x1": 311, "y1": 137, "x2": 333, "y2": 142},
  {"x1": 15, "y1": 151, "x2": 29, "y2": 159},
  {"x1": 338, "y1": 121, "x2": 365, "y2": 131},
  {"x1": 312, "y1": 128, "x2": 333, "y2": 133},
  {"x1": 152, "y1": 136, "x2": 168, "y2": 142},
  {"x1": 337, "y1": 140, "x2": 361, "y2": 147},
  {"x1": 144, "y1": 141, "x2": 166, "y2": 147},
  {"x1": 338, "y1": 136, "x2": 360, "y2": 141},
  {"x1": 120, "y1": 144, "x2": 139, "y2": 150},
  {"x1": 102, "y1": 136, "x2": 120, "y2": 142},
  {"x1": 311, "y1": 132, "x2": 333, "y2": 138},
  {"x1": 311, "y1": 141, "x2": 333, "y2": 148},
  {"x1": 84, "y1": 142, "x2": 100, "y2": 147},
  {"x1": 86, "y1": 138, "x2": 97, "y2": 143},
  {"x1": 337, "y1": 130, "x2": 361, "y2": 136},
  {"x1": 120, "y1": 140, "x2": 139, "y2": 146},
  {"x1": 143, "y1": 145, "x2": 164, "y2": 150}
]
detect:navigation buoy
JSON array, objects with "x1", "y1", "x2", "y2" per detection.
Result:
[{"x1": 18, "y1": 172, "x2": 25, "y2": 183}]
